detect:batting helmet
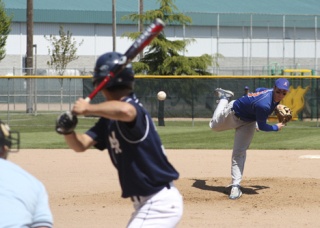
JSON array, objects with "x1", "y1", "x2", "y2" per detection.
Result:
[
  {"x1": 93, "y1": 52, "x2": 134, "y2": 89},
  {"x1": 0, "y1": 120, "x2": 20, "y2": 152}
]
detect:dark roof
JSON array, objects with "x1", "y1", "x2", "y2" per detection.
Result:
[{"x1": 4, "y1": 0, "x2": 320, "y2": 27}]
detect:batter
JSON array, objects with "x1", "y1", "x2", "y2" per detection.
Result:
[
  {"x1": 209, "y1": 78, "x2": 289, "y2": 199},
  {"x1": 56, "y1": 52, "x2": 183, "y2": 227}
]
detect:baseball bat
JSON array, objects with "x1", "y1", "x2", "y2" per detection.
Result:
[{"x1": 84, "y1": 18, "x2": 165, "y2": 102}]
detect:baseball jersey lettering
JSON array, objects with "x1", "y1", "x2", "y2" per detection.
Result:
[
  {"x1": 247, "y1": 90, "x2": 267, "y2": 97},
  {"x1": 109, "y1": 131, "x2": 122, "y2": 154}
]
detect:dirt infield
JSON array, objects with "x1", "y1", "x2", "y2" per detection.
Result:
[{"x1": 9, "y1": 149, "x2": 320, "y2": 228}]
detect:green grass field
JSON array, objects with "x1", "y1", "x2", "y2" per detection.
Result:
[
  {"x1": 3, "y1": 113, "x2": 320, "y2": 149},
  {"x1": 155, "y1": 120, "x2": 320, "y2": 150}
]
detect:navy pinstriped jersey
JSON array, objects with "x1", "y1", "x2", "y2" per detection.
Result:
[
  {"x1": 86, "y1": 93, "x2": 179, "y2": 198},
  {"x1": 232, "y1": 88, "x2": 279, "y2": 131}
]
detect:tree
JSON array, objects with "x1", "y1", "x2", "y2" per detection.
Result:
[
  {"x1": 0, "y1": 0, "x2": 12, "y2": 62},
  {"x1": 45, "y1": 25, "x2": 83, "y2": 111},
  {"x1": 45, "y1": 25, "x2": 83, "y2": 76},
  {"x1": 123, "y1": 0, "x2": 221, "y2": 75},
  {"x1": 123, "y1": 0, "x2": 222, "y2": 116}
]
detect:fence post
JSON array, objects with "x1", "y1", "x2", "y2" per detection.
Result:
[{"x1": 158, "y1": 100, "x2": 165, "y2": 126}]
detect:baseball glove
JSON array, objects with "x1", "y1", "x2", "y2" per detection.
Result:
[
  {"x1": 55, "y1": 111, "x2": 78, "y2": 135},
  {"x1": 274, "y1": 104, "x2": 292, "y2": 124}
]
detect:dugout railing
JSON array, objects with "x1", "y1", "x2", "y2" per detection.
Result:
[{"x1": 0, "y1": 75, "x2": 319, "y2": 123}]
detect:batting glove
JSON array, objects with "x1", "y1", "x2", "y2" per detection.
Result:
[{"x1": 56, "y1": 111, "x2": 78, "y2": 135}]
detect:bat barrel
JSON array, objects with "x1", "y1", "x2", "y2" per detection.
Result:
[
  {"x1": 125, "y1": 18, "x2": 165, "y2": 61},
  {"x1": 85, "y1": 18, "x2": 165, "y2": 102}
]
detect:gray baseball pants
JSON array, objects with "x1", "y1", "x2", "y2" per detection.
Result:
[{"x1": 209, "y1": 99, "x2": 256, "y2": 186}]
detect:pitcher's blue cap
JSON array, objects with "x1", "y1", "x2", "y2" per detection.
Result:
[
  {"x1": 244, "y1": 86, "x2": 249, "y2": 90},
  {"x1": 275, "y1": 78, "x2": 290, "y2": 91}
]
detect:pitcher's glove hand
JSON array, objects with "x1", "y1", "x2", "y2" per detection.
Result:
[
  {"x1": 274, "y1": 104, "x2": 292, "y2": 124},
  {"x1": 56, "y1": 111, "x2": 78, "y2": 135}
]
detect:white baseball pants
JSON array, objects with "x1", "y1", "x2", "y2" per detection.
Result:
[{"x1": 127, "y1": 182, "x2": 183, "y2": 228}]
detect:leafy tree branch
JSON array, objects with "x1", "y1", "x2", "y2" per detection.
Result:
[
  {"x1": 0, "y1": 0, "x2": 12, "y2": 62},
  {"x1": 45, "y1": 25, "x2": 83, "y2": 76}
]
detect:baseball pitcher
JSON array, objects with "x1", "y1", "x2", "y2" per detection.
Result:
[{"x1": 209, "y1": 78, "x2": 291, "y2": 200}]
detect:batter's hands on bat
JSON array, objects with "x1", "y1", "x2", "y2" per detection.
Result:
[
  {"x1": 56, "y1": 111, "x2": 78, "y2": 135},
  {"x1": 72, "y1": 98, "x2": 91, "y2": 116}
]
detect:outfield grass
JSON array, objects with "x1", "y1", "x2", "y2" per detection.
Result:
[
  {"x1": 3, "y1": 113, "x2": 320, "y2": 149},
  {"x1": 155, "y1": 120, "x2": 320, "y2": 150}
]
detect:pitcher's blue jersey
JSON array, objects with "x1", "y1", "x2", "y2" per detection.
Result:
[
  {"x1": 232, "y1": 88, "x2": 279, "y2": 131},
  {"x1": 86, "y1": 93, "x2": 179, "y2": 198}
]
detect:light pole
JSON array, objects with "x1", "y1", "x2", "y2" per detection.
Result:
[
  {"x1": 112, "y1": 0, "x2": 116, "y2": 51},
  {"x1": 33, "y1": 44, "x2": 37, "y2": 75},
  {"x1": 26, "y1": 0, "x2": 34, "y2": 113},
  {"x1": 138, "y1": 0, "x2": 144, "y2": 60},
  {"x1": 33, "y1": 44, "x2": 37, "y2": 115}
]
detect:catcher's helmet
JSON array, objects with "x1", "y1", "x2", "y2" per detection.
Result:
[
  {"x1": 93, "y1": 52, "x2": 134, "y2": 89},
  {"x1": 0, "y1": 120, "x2": 20, "y2": 152}
]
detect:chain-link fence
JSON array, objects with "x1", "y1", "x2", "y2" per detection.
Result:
[{"x1": 0, "y1": 75, "x2": 319, "y2": 124}]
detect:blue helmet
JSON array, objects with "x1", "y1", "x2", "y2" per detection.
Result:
[{"x1": 93, "y1": 52, "x2": 134, "y2": 89}]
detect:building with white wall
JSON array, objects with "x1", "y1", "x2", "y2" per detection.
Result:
[{"x1": 3, "y1": 0, "x2": 320, "y2": 75}]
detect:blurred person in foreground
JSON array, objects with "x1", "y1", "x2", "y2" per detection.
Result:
[
  {"x1": 56, "y1": 52, "x2": 183, "y2": 227},
  {"x1": 209, "y1": 78, "x2": 290, "y2": 200},
  {"x1": 0, "y1": 120, "x2": 53, "y2": 227}
]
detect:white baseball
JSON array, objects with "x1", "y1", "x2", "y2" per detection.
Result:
[{"x1": 157, "y1": 91, "x2": 166, "y2": 101}]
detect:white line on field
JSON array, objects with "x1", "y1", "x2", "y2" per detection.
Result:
[{"x1": 299, "y1": 155, "x2": 320, "y2": 159}]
